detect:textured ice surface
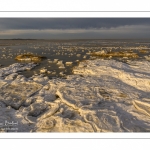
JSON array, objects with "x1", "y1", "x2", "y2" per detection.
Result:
[
  {"x1": 0, "y1": 60, "x2": 150, "y2": 132},
  {"x1": 0, "y1": 80, "x2": 7, "y2": 88},
  {"x1": 0, "y1": 63, "x2": 37, "y2": 77},
  {"x1": 0, "y1": 81, "x2": 42, "y2": 109}
]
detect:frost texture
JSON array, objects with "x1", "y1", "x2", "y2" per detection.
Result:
[{"x1": 1, "y1": 60, "x2": 150, "y2": 132}]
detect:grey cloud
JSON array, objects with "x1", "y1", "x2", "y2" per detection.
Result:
[
  {"x1": 1, "y1": 18, "x2": 150, "y2": 39},
  {"x1": 1, "y1": 25, "x2": 150, "y2": 39},
  {"x1": 1, "y1": 18, "x2": 150, "y2": 30}
]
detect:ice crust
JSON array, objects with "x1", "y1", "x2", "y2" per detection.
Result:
[
  {"x1": 0, "y1": 60, "x2": 150, "y2": 132},
  {"x1": 0, "y1": 63, "x2": 37, "y2": 77}
]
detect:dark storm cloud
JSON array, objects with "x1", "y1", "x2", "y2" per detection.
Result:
[
  {"x1": 1, "y1": 18, "x2": 150, "y2": 30},
  {"x1": 1, "y1": 18, "x2": 150, "y2": 39}
]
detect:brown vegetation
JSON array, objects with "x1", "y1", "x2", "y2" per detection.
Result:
[
  {"x1": 139, "y1": 49, "x2": 148, "y2": 53},
  {"x1": 91, "y1": 51, "x2": 139, "y2": 58},
  {"x1": 15, "y1": 54, "x2": 46, "y2": 62}
]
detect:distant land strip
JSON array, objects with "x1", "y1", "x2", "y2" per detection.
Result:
[{"x1": 1, "y1": 11, "x2": 150, "y2": 12}]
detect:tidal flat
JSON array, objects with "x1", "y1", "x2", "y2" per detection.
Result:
[{"x1": 0, "y1": 39, "x2": 150, "y2": 132}]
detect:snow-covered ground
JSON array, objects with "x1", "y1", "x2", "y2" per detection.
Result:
[{"x1": 0, "y1": 59, "x2": 150, "y2": 132}]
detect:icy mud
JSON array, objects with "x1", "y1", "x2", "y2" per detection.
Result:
[{"x1": 0, "y1": 60, "x2": 150, "y2": 132}]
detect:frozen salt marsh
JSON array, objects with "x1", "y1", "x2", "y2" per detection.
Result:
[
  {"x1": 1, "y1": 39, "x2": 150, "y2": 79},
  {"x1": 0, "y1": 59, "x2": 150, "y2": 132}
]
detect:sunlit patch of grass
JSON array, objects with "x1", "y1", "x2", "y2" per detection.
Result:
[
  {"x1": 91, "y1": 51, "x2": 139, "y2": 58},
  {"x1": 15, "y1": 53, "x2": 47, "y2": 62},
  {"x1": 139, "y1": 49, "x2": 148, "y2": 53}
]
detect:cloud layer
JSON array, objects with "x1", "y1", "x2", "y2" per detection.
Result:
[{"x1": 0, "y1": 18, "x2": 150, "y2": 39}]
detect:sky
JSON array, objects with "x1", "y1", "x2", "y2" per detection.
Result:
[{"x1": 0, "y1": 18, "x2": 150, "y2": 39}]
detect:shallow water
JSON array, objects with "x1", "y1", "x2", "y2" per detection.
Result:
[{"x1": 0, "y1": 39, "x2": 150, "y2": 78}]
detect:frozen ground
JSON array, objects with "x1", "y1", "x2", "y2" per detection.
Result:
[{"x1": 0, "y1": 59, "x2": 150, "y2": 132}]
